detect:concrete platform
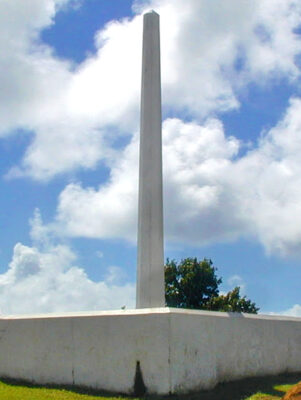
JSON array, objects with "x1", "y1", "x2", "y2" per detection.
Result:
[{"x1": 0, "y1": 308, "x2": 301, "y2": 395}]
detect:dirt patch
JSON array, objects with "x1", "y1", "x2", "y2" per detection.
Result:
[{"x1": 282, "y1": 382, "x2": 301, "y2": 400}]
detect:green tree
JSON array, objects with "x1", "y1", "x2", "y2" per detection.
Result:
[
  {"x1": 204, "y1": 286, "x2": 259, "y2": 313},
  {"x1": 164, "y1": 257, "x2": 259, "y2": 313}
]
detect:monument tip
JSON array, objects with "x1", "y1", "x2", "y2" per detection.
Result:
[{"x1": 145, "y1": 9, "x2": 159, "y2": 16}]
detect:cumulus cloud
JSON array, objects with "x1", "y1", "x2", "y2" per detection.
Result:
[
  {"x1": 2, "y1": 0, "x2": 301, "y2": 316},
  {"x1": 1, "y1": 0, "x2": 301, "y2": 180},
  {"x1": 54, "y1": 132, "x2": 140, "y2": 240},
  {"x1": 269, "y1": 304, "x2": 301, "y2": 318},
  {"x1": 0, "y1": 211, "x2": 135, "y2": 315},
  {"x1": 0, "y1": 0, "x2": 73, "y2": 135},
  {"x1": 53, "y1": 117, "x2": 240, "y2": 242},
  {"x1": 1, "y1": 0, "x2": 301, "y2": 257},
  {"x1": 140, "y1": 0, "x2": 301, "y2": 113},
  {"x1": 52, "y1": 97, "x2": 301, "y2": 256},
  {"x1": 281, "y1": 304, "x2": 301, "y2": 317},
  {"x1": 227, "y1": 275, "x2": 246, "y2": 294}
]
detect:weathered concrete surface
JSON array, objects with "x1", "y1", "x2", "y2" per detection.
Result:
[
  {"x1": 136, "y1": 10, "x2": 165, "y2": 308},
  {"x1": 0, "y1": 309, "x2": 170, "y2": 394},
  {"x1": 0, "y1": 308, "x2": 301, "y2": 395},
  {"x1": 169, "y1": 309, "x2": 301, "y2": 393}
]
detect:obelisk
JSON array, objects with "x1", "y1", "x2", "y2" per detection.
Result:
[{"x1": 136, "y1": 11, "x2": 165, "y2": 308}]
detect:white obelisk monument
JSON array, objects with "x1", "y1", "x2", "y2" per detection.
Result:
[{"x1": 136, "y1": 11, "x2": 165, "y2": 308}]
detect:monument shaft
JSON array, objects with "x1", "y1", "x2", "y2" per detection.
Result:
[{"x1": 136, "y1": 11, "x2": 165, "y2": 308}]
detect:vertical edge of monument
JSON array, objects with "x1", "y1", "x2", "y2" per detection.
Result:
[{"x1": 136, "y1": 11, "x2": 165, "y2": 308}]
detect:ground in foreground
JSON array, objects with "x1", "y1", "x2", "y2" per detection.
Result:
[{"x1": 0, "y1": 373, "x2": 300, "y2": 400}]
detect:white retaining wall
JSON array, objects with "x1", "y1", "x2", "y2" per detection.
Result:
[{"x1": 0, "y1": 308, "x2": 300, "y2": 394}]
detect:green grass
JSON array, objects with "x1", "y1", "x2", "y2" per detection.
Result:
[
  {"x1": 187, "y1": 375, "x2": 299, "y2": 400},
  {"x1": 0, "y1": 373, "x2": 300, "y2": 400},
  {"x1": 0, "y1": 379, "x2": 136, "y2": 400},
  {"x1": 243, "y1": 383, "x2": 293, "y2": 400}
]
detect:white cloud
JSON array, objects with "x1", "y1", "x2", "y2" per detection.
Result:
[
  {"x1": 0, "y1": 0, "x2": 73, "y2": 135},
  {"x1": 282, "y1": 304, "x2": 301, "y2": 317},
  {"x1": 51, "y1": 116, "x2": 238, "y2": 245},
  {"x1": 141, "y1": 0, "x2": 301, "y2": 111},
  {"x1": 52, "y1": 97, "x2": 301, "y2": 257},
  {"x1": 235, "y1": 98, "x2": 301, "y2": 255},
  {"x1": 6, "y1": 123, "x2": 108, "y2": 181},
  {"x1": 1, "y1": 0, "x2": 301, "y2": 180},
  {"x1": 105, "y1": 266, "x2": 128, "y2": 285},
  {"x1": 227, "y1": 275, "x2": 246, "y2": 294},
  {"x1": 1, "y1": 0, "x2": 301, "y2": 256},
  {"x1": 269, "y1": 304, "x2": 301, "y2": 317},
  {"x1": 0, "y1": 212, "x2": 135, "y2": 315},
  {"x1": 53, "y1": 117, "x2": 240, "y2": 243},
  {"x1": 54, "y1": 132, "x2": 140, "y2": 240}
]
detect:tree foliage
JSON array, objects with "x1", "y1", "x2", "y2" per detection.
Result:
[
  {"x1": 204, "y1": 286, "x2": 259, "y2": 313},
  {"x1": 164, "y1": 257, "x2": 259, "y2": 314}
]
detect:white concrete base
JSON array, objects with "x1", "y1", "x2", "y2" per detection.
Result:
[{"x1": 0, "y1": 308, "x2": 301, "y2": 395}]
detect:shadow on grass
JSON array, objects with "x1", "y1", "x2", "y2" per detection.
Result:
[
  {"x1": 172, "y1": 373, "x2": 301, "y2": 400},
  {"x1": 0, "y1": 372, "x2": 300, "y2": 400}
]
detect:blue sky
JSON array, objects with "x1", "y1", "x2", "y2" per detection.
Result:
[{"x1": 0, "y1": 0, "x2": 301, "y2": 316}]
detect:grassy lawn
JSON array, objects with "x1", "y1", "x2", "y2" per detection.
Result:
[
  {"x1": 0, "y1": 374, "x2": 300, "y2": 400},
  {"x1": 0, "y1": 379, "x2": 134, "y2": 400},
  {"x1": 178, "y1": 375, "x2": 301, "y2": 400},
  {"x1": 243, "y1": 384, "x2": 295, "y2": 400}
]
